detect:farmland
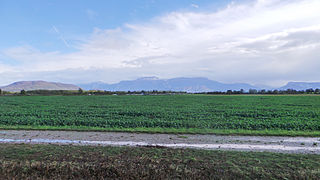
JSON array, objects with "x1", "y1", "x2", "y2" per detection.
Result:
[{"x1": 0, "y1": 95, "x2": 320, "y2": 135}]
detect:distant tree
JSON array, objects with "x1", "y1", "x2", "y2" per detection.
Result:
[
  {"x1": 249, "y1": 89, "x2": 257, "y2": 94},
  {"x1": 226, "y1": 90, "x2": 232, "y2": 94},
  {"x1": 20, "y1": 89, "x2": 26, "y2": 95},
  {"x1": 306, "y1": 88, "x2": 314, "y2": 94},
  {"x1": 0, "y1": 89, "x2": 2, "y2": 95},
  {"x1": 266, "y1": 90, "x2": 273, "y2": 94},
  {"x1": 286, "y1": 89, "x2": 297, "y2": 94},
  {"x1": 232, "y1": 90, "x2": 240, "y2": 94},
  {"x1": 259, "y1": 89, "x2": 266, "y2": 94},
  {"x1": 78, "y1": 88, "x2": 84, "y2": 94},
  {"x1": 315, "y1": 89, "x2": 320, "y2": 94}
]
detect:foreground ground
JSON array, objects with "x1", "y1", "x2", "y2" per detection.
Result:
[
  {"x1": 1, "y1": 95, "x2": 320, "y2": 178},
  {"x1": 1, "y1": 130, "x2": 320, "y2": 154},
  {"x1": 1, "y1": 95, "x2": 320, "y2": 136},
  {"x1": 0, "y1": 143, "x2": 320, "y2": 179}
]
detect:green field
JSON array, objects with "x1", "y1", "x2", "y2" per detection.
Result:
[
  {"x1": 1, "y1": 144, "x2": 319, "y2": 179},
  {"x1": 1, "y1": 95, "x2": 320, "y2": 135}
]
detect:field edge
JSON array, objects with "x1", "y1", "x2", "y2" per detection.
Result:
[{"x1": 1, "y1": 125, "x2": 320, "y2": 137}]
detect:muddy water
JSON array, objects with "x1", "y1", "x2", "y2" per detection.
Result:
[{"x1": 0, "y1": 130, "x2": 320, "y2": 154}]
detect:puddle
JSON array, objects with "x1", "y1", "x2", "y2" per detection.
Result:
[
  {"x1": 0, "y1": 138, "x2": 151, "y2": 146},
  {"x1": 283, "y1": 138, "x2": 320, "y2": 143},
  {"x1": 165, "y1": 143, "x2": 320, "y2": 152},
  {"x1": 1, "y1": 138, "x2": 319, "y2": 154},
  {"x1": 1, "y1": 130, "x2": 320, "y2": 154}
]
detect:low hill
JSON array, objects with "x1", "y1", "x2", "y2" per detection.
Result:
[{"x1": 0, "y1": 81, "x2": 80, "y2": 92}]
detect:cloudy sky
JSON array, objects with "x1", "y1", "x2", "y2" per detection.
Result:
[{"x1": 1, "y1": 0, "x2": 320, "y2": 87}]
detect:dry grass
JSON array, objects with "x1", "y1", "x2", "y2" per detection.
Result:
[{"x1": 0, "y1": 144, "x2": 320, "y2": 179}]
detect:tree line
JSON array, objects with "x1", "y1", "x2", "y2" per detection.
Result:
[
  {"x1": 0, "y1": 88, "x2": 320, "y2": 96},
  {"x1": 0, "y1": 89, "x2": 187, "y2": 96},
  {"x1": 202, "y1": 88, "x2": 320, "y2": 95}
]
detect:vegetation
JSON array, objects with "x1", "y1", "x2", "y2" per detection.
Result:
[
  {"x1": 20, "y1": 89, "x2": 26, "y2": 95},
  {"x1": 1, "y1": 95, "x2": 320, "y2": 135},
  {"x1": 0, "y1": 87, "x2": 320, "y2": 96},
  {"x1": 0, "y1": 89, "x2": 187, "y2": 96},
  {"x1": 0, "y1": 89, "x2": 10, "y2": 95},
  {"x1": 204, "y1": 88, "x2": 320, "y2": 94},
  {"x1": 0, "y1": 144, "x2": 319, "y2": 179}
]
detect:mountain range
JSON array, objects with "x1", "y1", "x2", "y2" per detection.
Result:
[
  {"x1": 1, "y1": 78, "x2": 320, "y2": 92},
  {"x1": 78, "y1": 77, "x2": 257, "y2": 92}
]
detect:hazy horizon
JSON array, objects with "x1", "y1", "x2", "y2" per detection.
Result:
[
  {"x1": 1, "y1": 0, "x2": 320, "y2": 87},
  {"x1": 2, "y1": 76, "x2": 320, "y2": 90}
]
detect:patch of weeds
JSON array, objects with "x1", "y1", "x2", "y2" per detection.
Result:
[{"x1": 177, "y1": 135, "x2": 188, "y2": 139}]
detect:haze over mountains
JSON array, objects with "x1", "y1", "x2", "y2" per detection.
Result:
[
  {"x1": 1, "y1": 78, "x2": 320, "y2": 92},
  {"x1": 79, "y1": 77, "x2": 256, "y2": 92},
  {"x1": 79, "y1": 77, "x2": 320, "y2": 93}
]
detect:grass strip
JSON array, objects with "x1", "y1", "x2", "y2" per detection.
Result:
[{"x1": 1, "y1": 125, "x2": 320, "y2": 136}]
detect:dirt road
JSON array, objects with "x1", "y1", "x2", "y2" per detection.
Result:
[{"x1": 1, "y1": 130, "x2": 320, "y2": 154}]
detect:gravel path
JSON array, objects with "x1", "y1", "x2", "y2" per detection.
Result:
[{"x1": 1, "y1": 130, "x2": 320, "y2": 154}]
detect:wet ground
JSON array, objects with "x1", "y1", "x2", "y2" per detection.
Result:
[{"x1": 1, "y1": 130, "x2": 320, "y2": 154}]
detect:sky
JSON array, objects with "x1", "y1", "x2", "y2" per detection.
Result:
[{"x1": 1, "y1": 0, "x2": 320, "y2": 87}]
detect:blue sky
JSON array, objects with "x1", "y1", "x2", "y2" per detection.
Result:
[
  {"x1": 0, "y1": 0, "x2": 230, "y2": 53},
  {"x1": 1, "y1": 0, "x2": 320, "y2": 87}
]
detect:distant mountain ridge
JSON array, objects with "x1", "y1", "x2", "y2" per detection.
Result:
[
  {"x1": 79, "y1": 77, "x2": 257, "y2": 92},
  {"x1": 0, "y1": 81, "x2": 80, "y2": 92},
  {"x1": 279, "y1": 82, "x2": 320, "y2": 90},
  {"x1": 2, "y1": 79, "x2": 320, "y2": 93}
]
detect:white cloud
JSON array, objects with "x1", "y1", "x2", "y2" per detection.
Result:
[
  {"x1": 1, "y1": 0, "x2": 320, "y2": 87},
  {"x1": 86, "y1": 9, "x2": 98, "y2": 20},
  {"x1": 191, "y1": 4, "x2": 199, "y2": 8}
]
